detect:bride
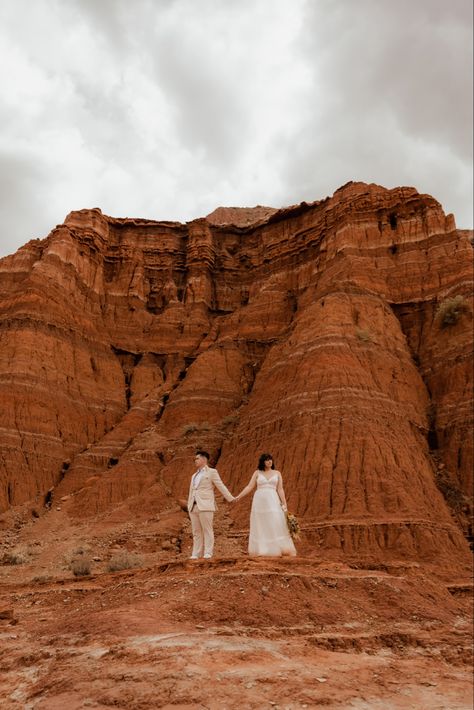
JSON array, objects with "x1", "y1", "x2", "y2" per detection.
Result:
[{"x1": 235, "y1": 453, "x2": 297, "y2": 557}]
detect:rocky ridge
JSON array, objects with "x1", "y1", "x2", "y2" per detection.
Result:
[{"x1": 0, "y1": 181, "x2": 472, "y2": 570}]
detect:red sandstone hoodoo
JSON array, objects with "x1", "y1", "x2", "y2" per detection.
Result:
[{"x1": 0, "y1": 181, "x2": 472, "y2": 570}]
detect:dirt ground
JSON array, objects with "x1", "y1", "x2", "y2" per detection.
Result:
[{"x1": 0, "y1": 505, "x2": 472, "y2": 709}]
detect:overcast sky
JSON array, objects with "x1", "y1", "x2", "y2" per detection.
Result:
[{"x1": 0, "y1": 0, "x2": 472, "y2": 258}]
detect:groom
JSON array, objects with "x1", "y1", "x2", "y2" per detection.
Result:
[{"x1": 187, "y1": 450, "x2": 235, "y2": 559}]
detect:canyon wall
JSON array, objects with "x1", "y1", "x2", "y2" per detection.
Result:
[{"x1": 0, "y1": 182, "x2": 472, "y2": 567}]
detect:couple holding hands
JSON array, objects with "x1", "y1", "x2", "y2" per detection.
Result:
[{"x1": 187, "y1": 450, "x2": 297, "y2": 559}]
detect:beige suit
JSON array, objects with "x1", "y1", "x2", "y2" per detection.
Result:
[{"x1": 188, "y1": 465, "x2": 234, "y2": 558}]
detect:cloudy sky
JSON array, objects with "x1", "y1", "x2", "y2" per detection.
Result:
[{"x1": 0, "y1": 0, "x2": 472, "y2": 257}]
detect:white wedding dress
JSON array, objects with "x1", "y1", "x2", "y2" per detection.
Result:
[{"x1": 248, "y1": 472, "x2": 297, "y2": 557}]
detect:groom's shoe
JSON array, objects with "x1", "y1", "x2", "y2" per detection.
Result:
[
  {"x1": 190, "y1": 555, "x2": 200, "y2": 560},
  {"x1": 203, "y1": 553, "x2": 212, "y2": 559}
]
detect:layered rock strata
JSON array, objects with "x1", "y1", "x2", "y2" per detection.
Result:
[{"x1": 0, "y1": 182, "x2": 472, "y2": 567}]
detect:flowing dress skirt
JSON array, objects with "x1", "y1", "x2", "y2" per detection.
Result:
[{"x1": 248, "y1": 485, "x2": 297, "y2": 557}]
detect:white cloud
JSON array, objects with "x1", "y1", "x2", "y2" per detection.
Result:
[
  {"x1": 282, "y1": 0, "x2": 473, "y2": 220},
  {"x1": 0, "y1": 0, "x2": 472, "y2": 258}
]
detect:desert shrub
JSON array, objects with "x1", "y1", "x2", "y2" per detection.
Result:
[
  {"x1": 435, "y1": 471, "x2": 466, "y2": 512},
  {"x1": 3, "y1": 548, "x2": 28, "y2": 565},
  {"x1": 436, "y1": 295, "x2": 469, "y2": 328},
  {"x1": 65, "y1": 546, "x2": 92, "y2": 571},
  {"x1": 71, "y1": 558, "x2": 92, "y2": 577},
  {"x1": 355, "y1": 328, "x2": 374, "y2": 343},
  {"x1": 107, "y1": 552, "x2": 143, "y2": 572},
  {"x1": 72, "y1": 546, "x2": 90, "y2": 556},
  {"x1": 182, "y1": 421, "x2": 211, "y2": 436},
  {"x1": 31, "y1": 575, "x2": 52, "y2": 584},
  {"x1": 222, "y1": 414, "x2": 239, "y2": 427}
]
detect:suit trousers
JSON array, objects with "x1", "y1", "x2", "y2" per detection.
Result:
[{"x1": 189, "y1": 505, "x2": 214, "y2": 557}]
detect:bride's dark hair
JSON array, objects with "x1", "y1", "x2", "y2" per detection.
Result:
[{"x1": 257, "y1": 453, "x2": 275, "y2": 471}]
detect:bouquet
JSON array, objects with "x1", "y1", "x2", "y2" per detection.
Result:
[{"x1": 285, "y1": 512, "x2": 301, "y2": 540}]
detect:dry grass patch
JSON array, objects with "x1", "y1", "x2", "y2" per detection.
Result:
[
  {"x1": 436, "y1": 295, "x2": 470, "y2": 328},
  {"x1": 107, "y1": 552, "x2": 143, "y2": 572},
  {"x1": 435, "y1": 470, "x2": 467, "y2": 512},
  {"x1": 71, "y1": 557, "x2": 92, "y2": 577},
  {"x1": 355, "y1": 328, "x2": 374, "y2": 343},
  {"x1": 182, "y1": 421, "x2": 212, "y2": 436},
  {"x1": 222, "y1": 414, "x2": 240, "y2": 427},
  {"x1": 31, "y1": 575, "x2": 53, "y2": 584},
  {"x1": 2, "y1": 547, "x2": 29, "y2": 565}
]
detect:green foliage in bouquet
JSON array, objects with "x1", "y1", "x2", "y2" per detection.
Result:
[{"x1": 286, "y1": 512, "x2": 300, "y2": 540}]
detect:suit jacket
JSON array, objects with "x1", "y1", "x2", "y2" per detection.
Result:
[{"x1": 187, "y1": 465, "x2": 234, "y2": 512}]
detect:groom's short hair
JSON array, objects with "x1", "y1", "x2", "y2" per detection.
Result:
[{"x1": 195, "y1": 450, "x2": 210, "y2": 460}]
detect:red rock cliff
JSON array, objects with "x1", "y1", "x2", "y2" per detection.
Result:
[{"x1": 0, "y1": 182, "x2": 472, "y2": 567}]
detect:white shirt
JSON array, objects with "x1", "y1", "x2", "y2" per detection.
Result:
[{"x1": 192, "y1": 467, "x2": 206, "y2": 489}]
